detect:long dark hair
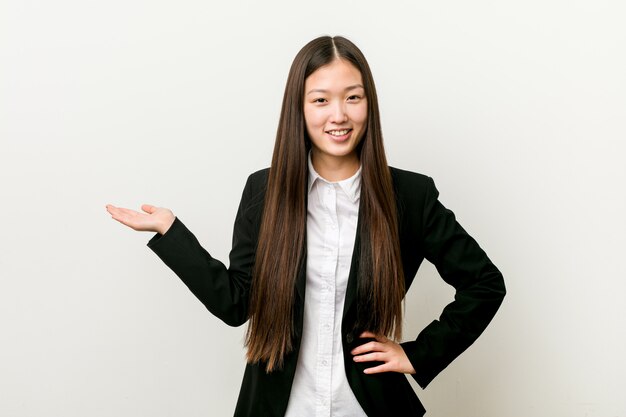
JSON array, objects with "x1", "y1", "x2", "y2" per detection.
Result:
[{"x1": 245, "y1": 36, "x2": 404, "y2": 372}]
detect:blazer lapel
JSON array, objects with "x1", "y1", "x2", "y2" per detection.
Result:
[
  {"x1": 295, "y1": 186, "x2": 309, "y2": 303},
  {"x1": 342, "y1": 195, "x2": 364, "y2": 322},
  {"x1": 295, "y1": 242, "x2": 307, "y2": 302}
]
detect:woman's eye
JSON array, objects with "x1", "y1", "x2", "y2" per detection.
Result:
[
  {"x1": 347, "y1": 95, "x2": 361, "y2": 101},
  {"x1": 313, "y1": 98, "x2": 327, "y2": 103}
]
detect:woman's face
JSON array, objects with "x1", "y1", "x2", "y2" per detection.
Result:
[{"x1": 303, "y1": 59, "x2": 367, "y2": 175}]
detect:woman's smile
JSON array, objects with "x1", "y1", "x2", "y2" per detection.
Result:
[{"x1": 326, "y1": 128, "x2": 353, "y2": 141}]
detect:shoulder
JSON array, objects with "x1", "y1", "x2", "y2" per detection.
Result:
[
  {"x1": 388, "y1": 167, "x2": 441, "y2": 224},
  {"x1": 238, "y1": 168, "x2": 270, "y2": 214},
  {"x1": 389, "y1": 166, "x2": 431, "y2": 183},
  {"x1": 246, "y1": 167, "x2": 270, "y2": 189},
  {"x1": 389, "y1": 166, "x2": 436, "y2": 196}
]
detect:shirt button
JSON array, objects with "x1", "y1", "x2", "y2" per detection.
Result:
[{"x1": 322, "y1": 360, "x2": 328, "y2": 366}]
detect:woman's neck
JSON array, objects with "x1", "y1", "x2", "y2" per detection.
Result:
[{"x1": 311, "y1": 150, "x2": 360, "y2": 182}]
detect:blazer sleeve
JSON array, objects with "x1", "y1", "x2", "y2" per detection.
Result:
[
  {"x1": 400, "y1": 176, "x2": 506, "y2": 388},
  {"x1": 146, "y1": 174, "x2": 259, "y2": 327}
]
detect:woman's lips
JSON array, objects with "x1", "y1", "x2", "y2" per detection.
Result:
[{"x1": 326, "y1": 128, "x2": 352, "y2": 142}]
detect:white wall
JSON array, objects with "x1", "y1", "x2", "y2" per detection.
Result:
[{"x1": 1, "y1": 0, "x2": 624, "y2": 416}]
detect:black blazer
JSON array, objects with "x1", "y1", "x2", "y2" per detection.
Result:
[{"x1": 148, "y1": 167, "x2": 506, "y2": 417}]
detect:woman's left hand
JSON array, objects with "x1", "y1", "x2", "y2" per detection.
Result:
[{"x1": 350, "y1": 331, "x2": 416, "y2": 375}]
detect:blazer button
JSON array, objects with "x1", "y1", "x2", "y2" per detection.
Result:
[{"x1": 346, "y1": 332, "x2": 354, "y2": 344}]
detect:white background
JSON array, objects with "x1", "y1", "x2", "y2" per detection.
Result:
[{"x1": 1, "y1": 0, "x2": 625, "y2": 416}]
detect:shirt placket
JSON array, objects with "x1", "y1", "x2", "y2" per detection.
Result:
[{"x1": 315, "y1": 182, "x2": 339, "y2": 417}]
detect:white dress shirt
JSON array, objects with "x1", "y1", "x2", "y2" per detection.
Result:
[{"x1": 284, "y1": 154, "x2": 367, "y2": 417}]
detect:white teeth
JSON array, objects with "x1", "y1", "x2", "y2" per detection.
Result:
[{"x1": 327, "y1": 129, "x2": 350, "y2": 136}]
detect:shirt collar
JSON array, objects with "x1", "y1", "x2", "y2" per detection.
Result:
[{"x1": 307, "y1": 151, "x2": 362, "y2": 203}]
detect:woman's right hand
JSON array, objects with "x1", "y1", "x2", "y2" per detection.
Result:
[{"x1": 106, "y1": 204, "x2": 176, "y2": 235}]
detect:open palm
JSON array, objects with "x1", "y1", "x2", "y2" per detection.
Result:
[{"x1": 106, "y1": 204, "x2": 175, "y2": 235}]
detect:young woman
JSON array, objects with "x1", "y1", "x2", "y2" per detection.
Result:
[{"x1": 106, "y1": 35, "x2": 505, "y2": 417}]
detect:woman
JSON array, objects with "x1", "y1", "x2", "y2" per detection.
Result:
[{"x1": 106, "y1": 35, "x2": 505, "y2": 417}]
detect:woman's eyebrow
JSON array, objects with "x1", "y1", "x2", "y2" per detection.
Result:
[{"x1": 306, "y1": 84, "x2": 365, "y2": 95}]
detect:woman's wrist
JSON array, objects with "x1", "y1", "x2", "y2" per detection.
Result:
[{"x1": 158, "y1": 213, "x2": 176, "y2": 235}]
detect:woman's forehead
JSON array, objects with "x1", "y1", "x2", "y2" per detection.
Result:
[{"x1": 305, "y1": 59, "x2": 364, "y2": 91}]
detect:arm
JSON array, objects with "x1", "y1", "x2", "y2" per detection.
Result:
[
  {"x1": 401, "y1": 176, "x2": 506, "y2": 388},
  {"x1": 146, "y1": 175, "x2": 259, "y2": 327}
]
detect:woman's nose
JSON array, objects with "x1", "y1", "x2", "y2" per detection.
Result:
[{"x1": 330, "y1": 102, "x2": 348, "y2": 123}]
